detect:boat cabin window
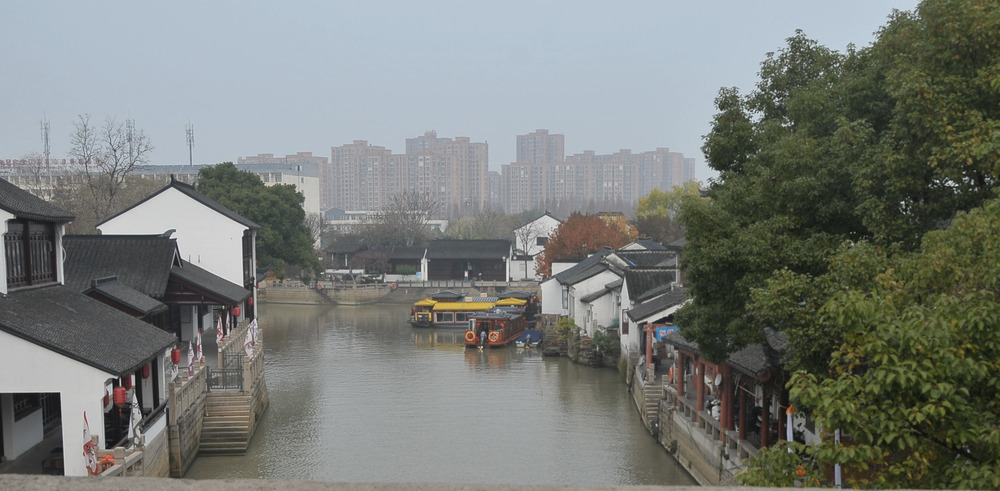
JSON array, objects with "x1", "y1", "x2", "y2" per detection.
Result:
[
  {"x1": 456, "y1": 312, "x2": 472, "y2": 322},
  {"x1": 435, "y1": 312, "x2": 453, "y2": 323}
]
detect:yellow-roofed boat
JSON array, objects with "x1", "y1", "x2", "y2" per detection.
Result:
[{"x1": 408, "y1": 290, "x2": 499, "y2": 328}]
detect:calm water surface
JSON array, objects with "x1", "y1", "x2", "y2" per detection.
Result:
[{"x1": 186, "y1": 303, "x2": 695, "y2": 486}]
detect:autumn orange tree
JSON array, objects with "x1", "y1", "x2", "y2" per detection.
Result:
[{"x1": 536, "y1": 212, "x2": 637, "y2": 277}]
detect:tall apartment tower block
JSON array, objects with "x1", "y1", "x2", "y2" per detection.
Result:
[
  {"x1": 327, "y1": 132, "x2": 488, "y2": 216},
  {"x1": 502, "y1": 129, "x2": 695, "y2": 213},
  {"x1": 516, "y1": 129, "x2": 564, "y2": 164}
]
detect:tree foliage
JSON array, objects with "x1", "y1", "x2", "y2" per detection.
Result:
[
  {"x1": 742, "y1": 196, "x2": 1000, "y2": 489},
  {"x1": 634, "y1": 182, "x2": 701, "y2": 246},
  {"x1": 675, "y1": 0, "x2": 1000, "y2": 486},
  {"x1": 536, "y1": 212, "x2": 637, "y2": 276},
  {"x1": 197, "y1": 162, "x2": 319, "y2": 275},
  {"x1": 677, "y1": 0, "x2": 1000, "y2": 366}
]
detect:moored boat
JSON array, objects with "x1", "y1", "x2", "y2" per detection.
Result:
[
  {"x1": 515, "y1": 329, "x2": 543, "y2": 348},
  {"x1": 408, "y1": 290, "x2": 501, "y2": 328},
  {"x1": 463, "y1": 309, "x2": 527, "y2": 349}
]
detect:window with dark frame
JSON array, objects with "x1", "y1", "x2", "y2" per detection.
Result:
[{"x1": 4, "y1": 219, "x2": 57, "y2": 288}]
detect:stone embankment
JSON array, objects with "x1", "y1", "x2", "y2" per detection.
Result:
[{"x1": 259, "y1": 281, "x2": 540, "y2": 306}]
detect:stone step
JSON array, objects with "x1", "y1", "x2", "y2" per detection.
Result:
[{"x1": 201, "y1": 431, "x2": 249, "y2": 441}]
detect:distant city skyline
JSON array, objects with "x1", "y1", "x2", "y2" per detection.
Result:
[{"x1": 2, "y1": 1, "x2": 920, "y2": 181}]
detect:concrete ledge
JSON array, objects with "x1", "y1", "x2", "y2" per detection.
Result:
[{"x1": 0, "y1": 474, "x2": 737, "y2": 491}]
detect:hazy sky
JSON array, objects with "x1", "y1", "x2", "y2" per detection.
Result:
[{"x1": 2, "y1": 1, "x2": 919, "y2": 181}]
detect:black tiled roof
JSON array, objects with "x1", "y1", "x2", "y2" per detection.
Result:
[
  {"x1": 426, "y1": 239, "x2": 511, "y2": 259},
  {"x1": 388, "y1": 246, "x2": 425, "y2": 260},
  {"x1": 0, "y1": 286, "x2": 176, "y2": 374},
  {"x1": 86, "y1": 279, "x2": 168, "y2": 316},
  {"x1": 97, "y1": 177, "x2": 260, "y2": 230},
  {"x1": 551, "y1": 248, "x2": 615, "y2": 285},
  {"x1": 626, "y1": 288, "x2": 687, "y2": 322},
  {"x1": 579, "y1": 278, "x2": 623, "y2": 303},
  {"x1": 614, "y1": 250, "x2": 677, "y2": 268},
  {"x1": 64, "y1": 235, "x2": 178, "y2": 294},
  {"x1": 624, "y1": 268, "x2": 677, "y2": 301},
  {"x1": 171, "y1": 260, "x2": 251, "y2": 304},
  {"x1": 631, "y1": 238, "x2": 669, "y2": 250},
  {"x1": 327, "y1": 237, "x2": 367, "y2": 254},
  {"x1": 664, "y1": 326, "x2": 789, "y2": 379},
  {"x1": 0, "y1": 178, "x2": 74, "y2": 222}
]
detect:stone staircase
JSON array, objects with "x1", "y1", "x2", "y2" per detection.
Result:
[
  {"x1": 642, "y1": 379, "x2": 662, "y2": 422},
  {"x1": 199, "y1": 392, "x2": 252, "y2": 455}
]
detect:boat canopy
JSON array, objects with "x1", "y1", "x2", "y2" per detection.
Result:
[
  {"x1": 432, "y1": 301, "x2": 496, "y2": 311},
  {"x1": 413, "y1": 298, "x2": 438, "y2": 307},
  {"x1": 495, "y1": 297, "x2": 527, "y2": 307}
]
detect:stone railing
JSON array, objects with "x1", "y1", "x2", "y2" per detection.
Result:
[{"x1": 169, "y1": 363, "x2": 207, "y2": 420}]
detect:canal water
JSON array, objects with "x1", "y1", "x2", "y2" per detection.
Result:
[{"x1": 185, "y1": 303, "x2": 696, "y2": 486}]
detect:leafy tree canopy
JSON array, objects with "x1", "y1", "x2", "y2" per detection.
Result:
[
  {"x1": 676, "y1": 0, "x2": 1000, "y2": 365},
  {"x1": 197, "y1": 162, "x2": 319, "y2": 275},
  {"x1": 741, "y1": 195, "x2": 1000, "y2": 489},
  {"x1": 536, "y1": 212, "x2": 637, "y2": 276},
  {"x1": 635, "y1": 181, "x2": 702, "y2": 248}
]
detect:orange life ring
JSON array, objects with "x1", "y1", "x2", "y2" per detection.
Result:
[
  {"x1": 465, "y1": 331, "x2": 475, "y2": 342},
  {"x1": 488, "y1": 332, "x2": 499, "y2": 343},
  {"x1": 390, "y1": 282, "x2": 398, "y2": 290},
  {"x1": 316, "y1": 282, "x2": 324, "y2": 291}
]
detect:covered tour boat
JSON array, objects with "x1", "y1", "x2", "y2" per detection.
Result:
[
  {"x1": 463, "y1": 309, "x2": 528, "y2": 349},
  {"x1": 409, "y1": 290, "x2": 519, "y2": 328}
]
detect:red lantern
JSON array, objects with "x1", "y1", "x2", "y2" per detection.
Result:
[
  {"x1": 232, "y1": 306, "x2": 241, "y2": 317},
  {"x1": 171, "y1": 349, "x2": 181, "y2": 364},
  {"x1": 142, "y1": 364, "x2": 151, "y2": 379},
  {"x1": 248, "y1": 297, "x2": 253, "y2": 306},
  {"x1": 113, "y1": 387, "x2": 127, "y2": 406},
  {"x1": 122, "y1": 375, "x2": 132, "y2": 389}
]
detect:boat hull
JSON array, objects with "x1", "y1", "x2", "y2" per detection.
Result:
[{"x1": 463, "y1": 311, "x2": 527, "y2": 349}]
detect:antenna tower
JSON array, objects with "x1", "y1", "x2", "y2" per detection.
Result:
[
  {"x1": 186, "y1": 123, "x2": 195, "y2": 166},
  {"x1": 126, "y1": 118, "x2": 136, "y2": 160},
  {"x1": 40, "y1": 116, "x2": 50, "y2": 167}
]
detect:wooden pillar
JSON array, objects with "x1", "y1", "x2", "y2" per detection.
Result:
[
  {"x1": 645, "y1": 327, "x2": 654, "y2": 368},
  {"x1": 779, "y1": 391, "x2": 788, "y2": 442},
  {"x1": 738, "y1": 381, "x2": 747, "y2": 441},
  {"x1": 695, "y1": 361, "x2": 704, "y2": 423},
  {"x1": 675, "y1": 353, "x2": 685, "y2": 399},
  {"x1": 720, "y1": 366, "x2": 732, "y2": 441},
  {"x1": 761, "y1": 389, "x2": 770, "y2": 448}
]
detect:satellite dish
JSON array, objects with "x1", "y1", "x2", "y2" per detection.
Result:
[{"x1": 714, "y1": 373, "x2": 723, "y2": 386}]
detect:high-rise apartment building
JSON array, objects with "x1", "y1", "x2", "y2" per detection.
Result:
[
  {"x1": 327, "y1": 132, "x2": 488, "y2": 217},
  {"x1": 502, "y1": 131, "x2": 696, "y2": 213},
  {"x1": 516, "y1": 129, "x2": 564, "y2": 164}
]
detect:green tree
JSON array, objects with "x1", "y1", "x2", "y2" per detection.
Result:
[
  {"x1": 677, "y1": 0, "x2": 1000, "y2": 367},
  {"x1": 741, "y1": 196, "x2": 1000, "y2": 489},
  {"x1": 677, "y1": 30, "x2": 863, "y2": 363},
  {"x1": 197, "y1": 162, "x2": 319, "y2": 276},
  {"x1": 634, "y1": 182, "x2": 701, "y2": 245}
]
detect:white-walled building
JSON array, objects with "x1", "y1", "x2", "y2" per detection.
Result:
[
  {"x1": 98, "y1": 177, "x2": 260, "y2": 319},
  {"x1": 511, "y1": 212, "x2": 561, "y2": 280},
  {"x1": 0, "y1": 179, "x2": 176, "y2": 476}
]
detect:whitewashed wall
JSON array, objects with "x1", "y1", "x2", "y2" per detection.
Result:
[{"x1": 99, "y1": 187, "x2": 249, "y2": 287}]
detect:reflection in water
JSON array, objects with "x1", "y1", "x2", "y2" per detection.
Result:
[{"x1": 186, "y1": 303, "x2": 695, "y2": 486}]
